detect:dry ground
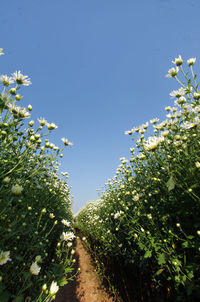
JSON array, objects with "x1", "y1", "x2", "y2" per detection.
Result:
[{"x1": 55, "y1": 238, "x2": 114, "y2": 302}]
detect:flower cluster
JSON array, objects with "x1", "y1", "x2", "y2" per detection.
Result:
[
  {"x1": 75, "y1": 56, "x2": 200, "y2": 301},
  {"x1": 0, "y1": 49, "x2": 76, "y2": 301}
]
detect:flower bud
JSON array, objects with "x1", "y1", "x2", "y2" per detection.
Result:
[
  {"x1": 42, "y1": 284, "x2": 47, "y2": 291},
  {"x1": 9, "y1": 88, "x2": 17, "y2": 95},
  {"x1": 15, "y1": 94, "x2": 23, "y2": 101},
  {"x1": 29, "y1": 120, "x2": 34, "y2": 127}
]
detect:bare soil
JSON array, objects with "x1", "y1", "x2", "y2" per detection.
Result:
[{"x1": 55, "y1": 238, "x2": 114, "y2": 302}]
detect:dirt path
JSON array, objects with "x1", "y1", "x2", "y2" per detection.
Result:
[{"x1": 55, "y1": 238, "x2": 114, "y2": 302}]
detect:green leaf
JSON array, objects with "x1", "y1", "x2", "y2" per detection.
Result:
[
  {"x1": 187, "y1": 235, "x2": 194, "y2": 240},
  {"x1": 15, "y1": 255, "x2": 24, "y2": 261},
  {"x1": 156, "y1": 268, "x2": 164, "y2": 275},
  {"x1": 59, "y1": 278, "x2": 68, "y2": 286},
  {"x1": 182, "y1": 241, "x2": 188, "y2": 248},
  {"x1": 158, "y1": 253, "x2": 167, "y2": 265},
  {"x1": 166, "y1": 176, "x2": 175, "y2": 191},
  {"x1": 0, "y1": 291, "x2": 11, "y2": 302},
  {"x1": 13, "y1": 295, "x2": 24, "y2": 302},
  {"x1": 144, "y1": 250, "x2": 152, "y2": 258}
]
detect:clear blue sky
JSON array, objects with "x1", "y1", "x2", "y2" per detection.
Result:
[{"x1": 1, "y1": 0, "x2": 200, "y2": 213}]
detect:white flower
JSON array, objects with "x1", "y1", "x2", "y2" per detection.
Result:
[
  {"x1": 60, "y1": 231, "x2": 75, "y2": 241},
  {"x1": 150, "y1": 118, "x2": 159, "y2": 124},
  {"x1": 195, "y1": 162, "x2": 200, "y2": 168},
  {"x1": 19, "y1": 107, "x2": 30, "y2": 119},
  {"x1": 0, "y1": 251, "x2": 11, "y2": 265},
  {"x1": 0, "y1": 75, "x2": 14, "y2": 86},
  {"x1": 144, "y1": 136, "x2": 164, "y2": 151},
  {"x1": 61, "y1": 138, "x2": 73, "y2": 146},
  {"x1": 61, "y1": 219, "x2": 70, "y2": 227},
  {"x1": 11, "y1": 185, "x2": 23, "y2": 195},
  {"x1": 30, "y1": 262, "x2": 41, "y2": 275},
  {"x1": 187, "y1": 58, "x2": 196, "y2": 66},
  {"x1": 0, "y1": 48, "x2": 4, "y2": 55},
  {"x1": 49, "y1": 281, "x2": 59, "y2": 295},
  {"x1": 38, "y1": 117, "x2": 47, "y2": 126},
  {"x1": 166, "y1": 67, "x2": 179, "y2": 78},
  {"x1": 47, "y1": 123, "x2": 58, "y2": 130},
  {"x1": 49, "y1": 213, "x2": 55, "y2": 219},
  {"x1": 147, "y1": 214, "x2": 152, "y2": 220},
  {"x1": 161, "y1": 130, "x2": 169, "y2": 137},
  {"x1": 139, "y1": 122, "x2": 149, "y2": 130},
  {"x1": 172, "y1": 55, "x2": 183, "y2": 66},
  {"x1": 125, "y1": 127, "x2": 139, "y2": 135},
  {"x1": 114, "y1": 211, "x2": 123, "y2": 219},
  {"x1": 170, "y1": 87, "x2": 185, "y2": 98},
  {"x1": 124, "y1": 129, "x2": 134, "y2": 135},
  {"x1": 181, "y1": 121, "x2": 196, "y2": 129},
  {"x1": 133, "y1": 193, "x2": 140, "y2": 201},
  {"x1": 12, "y1": 71, "x2": 31, "y2": 86},
  {"x1": 2, "y1": 177, "x2": 11, "y2": 184}
]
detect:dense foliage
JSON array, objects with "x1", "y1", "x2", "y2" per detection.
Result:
[
  {"x1": 76, "y1": 56, "x2": 200, "y2": 301},
  {"x1": 0, "y1": 49, "x2": 76, "y2": 302}
]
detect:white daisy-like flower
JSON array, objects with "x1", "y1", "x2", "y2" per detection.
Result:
[
  {"x1": 166, "y1": 67, "x2": 179, "y2": 78},
  {"x1": 144, "y1": 136, "x2": 164, "y2": 151},
  {"x1": 150, "y1": 118, "x2": 159, "y2": 124},
  {"x1": 12, "y1": 71, "x2": 31, "y2": 86},
  {"x1": 181, "y1": 121, "x2": 196, "y2": 129},
  {"x1": 170, "y1": 87, "x2": 186, "y2": 98},
  {"x1": 0, "y1": 75, "x2": 14, "y2": 86},
  {"x1": 11, "y1": 185, "x2": 23, "y2": 195},
  {"x1": 47, "y1": 123, "x2": 58, "y2": 130},
  {"x1": 61, "y1": 138, "x2": 73, "y2": 146},
  {"x1": 18, "y1": 107, "x2": 30, "y2": 119},
  {"x1": 172, "y1": 55, "x2": 183, "y2": 66},
  {"x1": 125, "y1": 127, "x2": 139, "y2": 135},
  {"x1": 30, "y1": 262, "x2": 41, "y2": 275},
  {"x1": 60, "y1": 231, "x2": 75, "y2": 241},
  {"x1": 114, "y1": 210, "x2": 123, "y2": 219},
  {"x1": 187, "y1": 58, "x2": 196, "y2": 66},
  {"x1": 50, "y1": 281, "x2": 59, "y2": 295},
  {"x1": 38, "y1": 117, "x2": 47, "y2": 126},
  {"x1": 124, "y1": 129, "x2": 134, "y2": 135},
  {"x1": 0, "y1": 251, "x2": 11, "y2": 265},
  {"x1": 139, "y1": 122, "x2": 149, "y2": 130},
  {"x1": 61, "y1": 219, "x2": 71, "y2": 227}
]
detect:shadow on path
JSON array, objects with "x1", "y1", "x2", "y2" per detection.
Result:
[{"x1": 54, "y1": 251, "x2": 80, "y2": 302}]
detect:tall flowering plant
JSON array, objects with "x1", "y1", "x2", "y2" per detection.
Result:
[
  {"x1": 0, "y1": 49, "x2": 76, "y2": 302},
  {"x1": 76, "y1": 55, "x2": 200, "y2": 301}
]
